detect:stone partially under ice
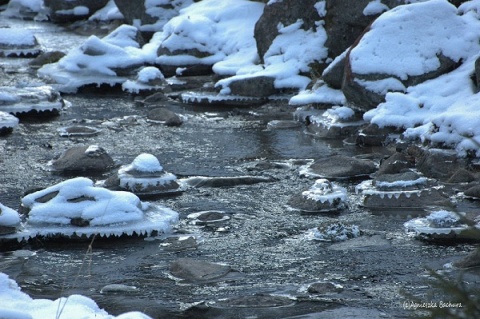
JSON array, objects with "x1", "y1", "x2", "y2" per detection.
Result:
[
  {"x1": 0, "y1": 86, "x2": 64, "y2": 115},
  {"x1": 0, "y1": 28, "x2": 42, "y2": 57}
]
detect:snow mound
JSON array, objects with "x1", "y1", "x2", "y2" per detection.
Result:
[
  {"x1": 1, "y1": 177, "x2": 179, "y2": 241},
  {"x1": 0, "y1": 272, "x2": 153, "y2": 319}
]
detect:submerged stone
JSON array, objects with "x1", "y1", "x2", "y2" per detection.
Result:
[
  {"x1": 147, "y1": 108, "x2": 183, "y2": 127},
  {"x1": 57, "y1": 125, "x2": 101, "y2": 137},
  {"x1": 170, "y1": 258, "x2": 241, "y2": 283}
]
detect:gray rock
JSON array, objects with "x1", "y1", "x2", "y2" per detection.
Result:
[
  {"x1": 51, "y1": 145, "x2": 115, "y2": 173},
  {"x1": 324, "y1": 0, "x2": 375, "y2": 59},
  {"x1": 44, "y1": 0, "x2": 109, "y2": 23},
  {"x1": 29, "y1": 51, "x2": 66, "y2": 68},
  {"x1": 446, "y1": 168, "x2": 476, "y2": 184},
  {"x1": 147, "y1": 108, "x2": 183, "y2": 127},
  {"x1": 305, "y1": 155, "x2": 377, "y2": 179},
  {"x1": 322, "y1": 51, "x2": 346, "y2": 89},
  {"x1": 376, "y1": 152, "x2": 413, "y2": 176},
  {"x1": 228, "y1": 76, "x2": 276, "y2": 98},
  {"x1": 464, "y1": 185, "x2": 480, "y2": 199},
  {"x1": 407, "y1": 146, "x2": 467, "y2": 181},
  {"x1": 170, "y1": 258, "x2": 240, "y2": 283},
  {"x1": 453, "y1": 248, "x2": 480, "y2": 268}
]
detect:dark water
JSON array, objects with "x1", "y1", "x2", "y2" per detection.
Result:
[{"x1": 1, "y1": 17, "x2": 479, "y2": 319}]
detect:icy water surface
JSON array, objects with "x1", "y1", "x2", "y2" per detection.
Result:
[{"x1": 1, "y1": 17, "x2": 479, "y2": 319}]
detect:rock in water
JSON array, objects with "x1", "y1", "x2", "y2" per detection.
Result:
[
  {"x1": 170, "y1": 258, "x2": 240, "y2": 283},
  {"x1": 104, "y1": 153, "x2": 181, "y2": 197},
  {"x1": 50, "y1": 145, "x2": 115, "y2": 173}
]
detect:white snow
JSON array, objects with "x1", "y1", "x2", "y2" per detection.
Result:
[
  {"x1": 0, "y1": 203, "x2": 21, "y2": 227},
  {"x1": 0, "y1": 111, "x2": 19, "y2": 129},
  {"x1": 137, "y1": 67, "x2": 164, "y2": 83},
  {"x1": 289, "y1": 81, "x2": 346, "y2": 106},
  {"x1": 129, "y1": 153, "x2": 163, "y2": 172},
  {"x1": 89, "y1": 0, "x2": 124, "y2": 21},
  {"x1": 0, "y1": 29, "x2": 37, "y2": 46},
  {"x1": 2, "y1": 177, "x2": 179, "y2": 240},
  {"x1": 0, "y1": 272, "x2": 153, "y2": 319},
  {"x1": 363, "y1": 0, "x2": 389, "y2": 16}
]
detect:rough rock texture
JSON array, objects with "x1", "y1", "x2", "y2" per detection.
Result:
[
  {"x1": 113, "y1": 0, "x2": 156, "y2": 28},
  {"x1": 376, "y1": 152, "x2": 413, "y2": 176},
  {"x1": 407, "y1": 146, "x2": 467, "y2": 181},
  {"x1": 323, "y1": 0, "x2": 374, "y2": 60},
  {"x1": 51, "y1": 145, "x2": 115, "y2": 173},
  {"x1": 44, "y1": 0, "x2": 109, "y2": 23},
  {"x1": 228, "y1": 76, "x2": 277, "y2": 97},
  {"x1": 169, "y1": 258, "x2": 237, "y2": 283},
  {"x1": 254, "y1": 0, "x2": 321, "y2": 63}
]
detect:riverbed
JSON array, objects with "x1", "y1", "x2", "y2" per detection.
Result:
[{"x1": 1, "y1": 17, "x2": 479, "y2": 319}]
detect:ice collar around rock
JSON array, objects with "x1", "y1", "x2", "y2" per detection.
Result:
[
  {"x1": 0, "y1": 86, "x2": 64, "y2": 115},
  {"x1": 1, "y1": 177, "x2": 179, "y2": 241},
  {"x1": 404, "y1": 210, "x2": 480, "y2": 242},
  {"x1": 0, "y1": 28, "x2": 42, "y2": 57},
  {"x1": 0, "y1": 111, "x2": 19, "y2": 135},
  {"x1": 104, "y1": 153, "x2": 181, "y2": 197}
]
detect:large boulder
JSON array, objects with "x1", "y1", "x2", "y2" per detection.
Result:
[
  {"x1": 254, "y1": 0, "x2": 322, "y2": 64},
  {"x1": 342, "y1": 1, "x2": 467, "y2": 111}
]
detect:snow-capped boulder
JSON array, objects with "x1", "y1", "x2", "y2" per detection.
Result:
[
  {"x1": 122, "y1": 66, "x2": 170, "y2": 95},
  {"x1": 38, "y1": 25, "x2": 146, "y2": 93},
  {"x1": 342, "y1": 0, "x2": 476, "y2": 111},
  {"x1": 104, "y1": 153, "x2": 181, "y2": 197},
  {"x1": 50, "y1": 145, "x2": 115, "y2": 173},
  {"x1": 154, "y1": 0, "x2": 264, "y2": 77},
  {"x1": 0, "y1": 85, "x2": 64, "y2": 116},
  {"x1": 1, "y1": 0, "x2": 48, "y2": 20},
  {"x1": 10, "y1": 177, "x2": 179, "y2": 240},
  {"x1": 44, "y1": 0, "x2": 110, "y2": 23},
  {"x1": 0, "y1": 28, "x2": 42, "y2": 58}
]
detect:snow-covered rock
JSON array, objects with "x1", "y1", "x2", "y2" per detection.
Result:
[
  {"x1": 0, "y1": 85, "x2": 64, "y2": 115},
  {"x1": 44, "y1": 0, "x2": 110, "y2": 23},
  {"x1": 343, "y1": 0, "x2": 477, "y2": 111},
  {"x1": 0, "y1": 28, "x2": 42, "y2": 57},
  {"x1": 287, "y1": 179, "x2": 348, "y2": 213},
  {"x1": 38, "y1": 25, "x2": 147, "y2": 93},
  {"x1": 122, "y1": 66, "x2": 170, "y2": 94},
  {"x1": 104, "y1": 153, "x2": 182, "y2": 197},
  {"x1": 404, "y1": 210, "x2": 480, "y2": 242},
  {"x1": 305, "y1": 222, "x2": 361, "y2": 242},
  {"x1": 3, "y1": 177, "x2": 179, "y2": 241}
]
